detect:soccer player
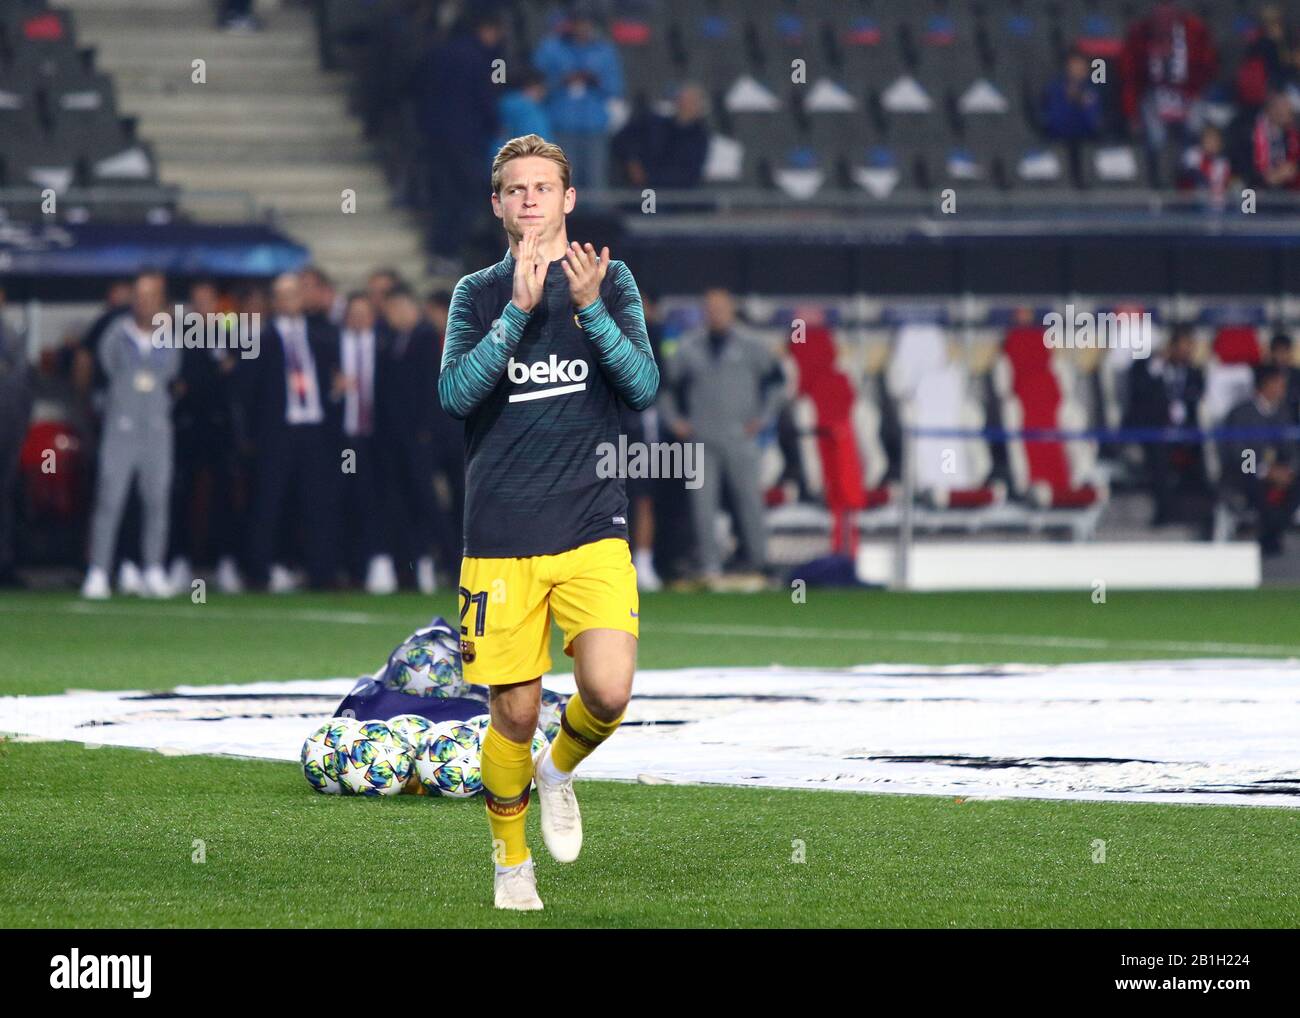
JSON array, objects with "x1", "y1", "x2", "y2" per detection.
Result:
[{"x1": 439, "y1": 134, "x2": 659, "y2": 910}]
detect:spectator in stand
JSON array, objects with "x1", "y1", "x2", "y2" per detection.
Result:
[
  {"x1": 1124, "y1": 323, "x2": 1208, "y2": 526},
  {"x1": 1179, "y1": 124, "x2": 1232, "y2": 207},
  {"x1": 620, "y1": 288, "x2": 665, "y2": 590},
  {"x1": 1120, "y1": 2, "x2": 1218, "y2": 181},
  {"x1": 168, "y1": 278, "x2": 241, "y2": 592},
  {"x1": 74, "y1": 278, "x2": 131, "y2": 402},
  {"x1": 81, "y1": 270, "x2": 182, "y2": 600},
  {"x1": 301, "y1": 266, "x2": 346, "y2": 328},
  {"x1": 533, "y1": 2, "x2": 625, "y2": 189},
  {"x1": 1041, "y1": 49, "x2": 1104, "y2": 142},
  {"x1": 1236, "y1": 4, "x2": 1299, "y2": 112},
  {"x1": 1268, "y1": 332, "x2": 1300, "y2": 423},
  {"x1": 377, "y1": 285, "x2": 453, "y2": 593},
  {"x1": 612, "y1": 82, "x2": 710, "y2": 190},
  {"x1": 418, "y1": 8, "x2": 506, "y2": 276},
  {"x1": 1252, "y1": 91, "x2": 1300, "y2": 189},
  {"x1": 337, "y1": 292, "x2": 393, "y2": 594},
  {"x1": 659, "y1": 288, "x2": 783, "y2": 584},
  {"x1": 494, "y1": 68, "x2": 553, "y2": 161},
  {"x1": 425, "y1": 287, "x2": 464, "y2": 589},
  {"x1": 1220, "y1": 365, "x2": 1300, "y2": 556},
  {"x1": 0, "y1": 284, "x2": 32, "y2": 588},
  {"x1": 367, "y1": 268, "x2": 404, "y2": 326},
  {"x1": 247, "y1": 273, "x2": 344, "y2": 592}
]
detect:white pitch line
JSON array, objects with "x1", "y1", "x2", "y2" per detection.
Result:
[{"x1": 2, "y1": 601, "x2": 1299, "y2": 658}]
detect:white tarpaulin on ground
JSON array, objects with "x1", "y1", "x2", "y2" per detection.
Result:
[{"x1": 2, "y1": 659, "x2": 1296, "y2": 807}]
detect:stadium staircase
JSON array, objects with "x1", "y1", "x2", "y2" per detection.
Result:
[{"x1": 53, "y1": 0, "x2": 429, "y2": 287}]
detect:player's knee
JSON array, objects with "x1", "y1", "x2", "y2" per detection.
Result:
[
  {"x1": 491, "y1": 692, "x2": 542, "y2": 743},
  {"x1": 580, "y1": 684, "x2": 630, "y2": 722}
]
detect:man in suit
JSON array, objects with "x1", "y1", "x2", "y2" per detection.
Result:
[
  {"x1": 377, "y1": 285, "x2": 458, "y2": 593},
  {"x1": 337, "y1": 292, "x2": 395, "y2": 593},
  {"x1": 1125, "y1": 324, "x2": 1209, "y2": 525},
  {"x1": 659, "y1": 288, "x2": 784, "y2": 583},
  {"x1": 247, "y1": 272, "x2": 343, "y2": 590},
  {"x1": 1221, "y1": 365, "x2": 1300, "y2": 556},
  {"x1": 81, "y1": 270, "x2": 182, "y2": 599},
  {"x1": 1269, "y1": 333, "x2": 1300, "y2": 424},
  {"x1": 302, "y1": 265, "x2": 346, "y2": 329},
  {"x1": 168, "y1": 278, "x2": 240, "y2": 591}
]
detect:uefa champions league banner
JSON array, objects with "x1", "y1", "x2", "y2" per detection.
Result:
[
  {"x1": 0, "y1": 220, "x2": 310, "y2": 277},
  {"x1": 2, "y1": 659, "x2": 1298, "y2": 808}
]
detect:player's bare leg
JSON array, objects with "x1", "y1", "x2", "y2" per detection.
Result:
[
  {"x1": 485, "y1": 677, "x2": 544, "y2": 910},
  {"x1": 534, "y1": 628, "x2": 635, "y2": 862}
]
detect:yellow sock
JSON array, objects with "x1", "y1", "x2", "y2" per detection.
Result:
[
  {"x1": 550, "y1": 692, "x2": 623, "y2": 774},
  {"x1": 481, "y1": 725, "x2": 534, "y2": 867}
]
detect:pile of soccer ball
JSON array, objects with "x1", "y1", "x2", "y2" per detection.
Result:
[
  {"x1": 300, "y1": 618, "x2": 559, "y2": 799},
  {"x1": 301, "y1": 713, "x2": 548, "y2": 798}
]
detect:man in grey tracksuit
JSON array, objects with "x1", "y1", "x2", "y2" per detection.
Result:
[
  {"x1": 659, "y1": 288, "x2": 784, "y2": 579},
  {"x1": 82, "y1": 271, "x2": 181, "y2": 598},
  {"x1": 0, "y1": 286, "x2": 32, "y2": 586}
]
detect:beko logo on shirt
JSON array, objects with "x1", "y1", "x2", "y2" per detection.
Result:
[{"x1": 506, "y1": 355, "x2": 589, "y2": 403}]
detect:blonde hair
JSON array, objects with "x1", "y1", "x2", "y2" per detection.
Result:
[{"x1": 491, "y1": 134, "x2": 572, "y2": 195}]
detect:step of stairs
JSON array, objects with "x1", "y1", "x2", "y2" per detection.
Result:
[{"x1": 56, "y1": 0, "x2": 432, "y2": 289}]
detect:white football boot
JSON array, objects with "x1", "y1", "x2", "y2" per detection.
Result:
[
  {"x1": 268, "y1": 564, "x2": 299, "y2": 594},
  {"x1": 80, "y1": 567, "x2": 110, "y2": 600},
  {"x1": 533, "y1": 741, "x2": 583, "y2": 863},
  {"x1": 143, "y1": 565, "x2": 174, "y2": 598},
  {"x1": 215, "y1": 557, "x2": 244, "y2": 594},
  {"x1": 117, "y1": 561, "x2": 144, "y2": 596},
  {"x1": 634, "y1": 548, "x2": 662, "y2": 591},
  {"x1": 364, "y1": 555, "x2": 398, "y2": 595},
  {"x1": 416, "y1": 556, "x2": 437, "y2": 595},
  {"x1": 494, "y1": 856, "x2": 544, "y2": 911},
  {"x1": 168, "y1": 556, "x2": 192, "y2": 594}
]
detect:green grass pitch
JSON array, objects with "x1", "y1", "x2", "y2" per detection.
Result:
[{"x1": 1, "y1": 589, "x2": 1297, "y2": 927}]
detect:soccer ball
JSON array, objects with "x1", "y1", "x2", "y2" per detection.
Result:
[
  {"x1": 539, "y1": 689, "x2": 568, "y2": 742},
  {"x1": 413, "y1": 721, "x2": 482, "y2": 798},
  {"x1": 336, "y1": 723, "x2": 414, "y2": 796},
  {"x1": 356, "y1": 719, "x2": 407, "y2": 753},
  {"x1": 384, "y1": 627, "x2": 467, "y2": 698},
  {"x1": 387, "y1": 713, "x2": 435, "y2": 754},
  {"x1": 301, "y1": 717, "x2": 362, "y2": 794}
]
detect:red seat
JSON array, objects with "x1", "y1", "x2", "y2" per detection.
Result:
[{"x1": 1212, "y1": 326, "x2": 1261, "y2": 365}]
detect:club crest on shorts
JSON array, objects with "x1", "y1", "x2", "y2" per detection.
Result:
[{"x1": 459, "y1": 638, "x2": 476, "y2": 663}]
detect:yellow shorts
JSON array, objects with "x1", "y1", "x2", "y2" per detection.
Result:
[{"x1": 457, "y1": 537, "x2": 639, "y2": 686}]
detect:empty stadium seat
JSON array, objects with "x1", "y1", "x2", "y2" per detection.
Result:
[{"x1": 996, "y1": 324, "x2": 1108, "y2": 520}]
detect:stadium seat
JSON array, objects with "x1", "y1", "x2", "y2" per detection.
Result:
[
  {"x1": 1201, "y1": 321, "x2": 1264, "y2": 425},
  {"x1": 1078, "y1": 142, "x2": 1144, "y2": 189},
  {"x1": 787, "y1": 323, "x2": 878, "y2": 554},
  {"x1": 995, "y1": 323, "x2": 1108, "y2": 524},
  {"x1": 886, "y1": 321, "x2": 998, "y2": 510},
  {"x1": 848, "y1": 143, "x2": 918, "y2": 199},
  {"x1": 906, "y1": 0, "x2": 987, "y2": 86},
  {"x1": 985, "y1": 0, "x2": 1056, "y2": 96},
  {"x1": 678, "y1": 2, "x2": 750, "y2": 95},
  {"x1": 824, "y1": 0, "x2": 907, "y2": 92},
  {"x1": 877, "y1": 75, "x2": 952, "y2": 149},
  {"x1": 1007, "y1": 142, "x2": 1072, "y2": 190},
  {"x1": 1057, "y1": 0, "x2": 1126, "y2": 61}
]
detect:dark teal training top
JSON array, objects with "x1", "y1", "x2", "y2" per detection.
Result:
[{"x1": 439, "y1": 247, "x2": 660, "y2": 557}]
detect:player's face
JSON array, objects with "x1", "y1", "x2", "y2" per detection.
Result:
[{"x1": 493, "y1": 156, "x2": 576, "y2": 244}]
